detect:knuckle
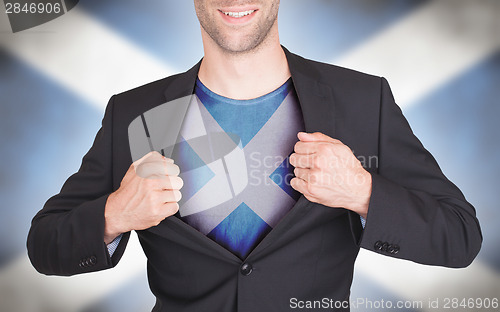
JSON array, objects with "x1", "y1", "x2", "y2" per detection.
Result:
[
  {"x1": 145, "y1": 191, "x2": 156, "y2": 203},
  {"x1": 138, "y1": 163, "x2": 160, "y2": 178},
  {"x1": 166, "y1": 176, "x2": 176, "y2": 189},
  {"x1": 316, "y1": 145, "x2": 325, "y2": 154},
  {"x1": 146, "y1": 151, "x2": 162, "y2": 162},
  {"x1": 150, "y1": 204, "x2": 161, "y2": 217},
  {"x1": 161, "y1": 178, "x2": 171, "y2": 190},
  {"x1": 332, "y1": 138, "x2": 344, "y2": 145},
  {"x1": 164, "y1": 157, "x2": 174, "y2": 163},
  {"x1": 305, "y1": 194, "x2": 318, "y2": 203},
  {"x1": 134, "y1": 165, "x2": 146, "y2": 177},
  {"x1": 340, "y1": 145, "x2": 353, "y2": 156},
  {"x1": 166, "y1": 202, "x2": 179, "y2": 215},
  {"x1": 317, "y1": 144, "x2": 329, "y2": 154},
  {"x1": 312, "y1": 156, "x2": 322, "y2": 168},
  {"x1": 152, "y1": 217, "x2": 162, "y2": 226},
  {"x1": 306, "y1": 183, "x2": 317, "y2": 197},
  {"x1": 305, "y1": 158, "x2": 312, "y2": 168},
  {"x1": 309, "y1": 170, "x2": 319, "y2": 184},
  {"x1": 137, "y1": 162, "x2": 151, "y2": 171},
  {"x1": 143, "y1": 177, "x2": 157, "y2": 189}
]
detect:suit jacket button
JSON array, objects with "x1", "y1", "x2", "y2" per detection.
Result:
[
  {"x1": 381, "y1": 242, "x2": 389, "y2": 252},
  {"x1": 89, "y1": 256, "x2": 97, "y2": 266},
  {"x1": 240, "y1": 263, "x2": 253, "y2": 276},
  {"x1": 374, "y1": 241, "x2": 383, "y2": 250},
  {"x1": 393, "y1": 245, "x2": 400, "y2": 254},
  {"x1": 387, "y1": 244, "x2": 395, "y2": 254}
]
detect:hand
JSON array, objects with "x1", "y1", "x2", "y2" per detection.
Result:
[
  {"x1": 289, "y1": 132, "x2": 371, "y2": 218},
  {"x1": 104, "y1": 151, "x2": 183, "y2": 244}
]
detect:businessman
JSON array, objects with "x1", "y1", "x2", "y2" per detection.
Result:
[{"x1": 27, "y1": 1, "x2": 482, "y2": 311}]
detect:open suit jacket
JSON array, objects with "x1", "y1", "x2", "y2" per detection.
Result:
[{"x1": 27, "y1": 47, "x2": 482, "y2": 312}]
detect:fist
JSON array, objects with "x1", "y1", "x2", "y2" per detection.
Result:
[
  {"x1": 104, "y1": 151, "x2": 183, "y2": 243},
  {"x1": 289, "y1": 132, "x2": 371, "y2": 218}
]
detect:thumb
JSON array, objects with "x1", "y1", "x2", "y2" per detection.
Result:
[
  {"x1": 134, "y1": 151, "x2": 174, "y2": 167},
  {"x1": 297, "y1": 132, "x2": 339, "y2": 143},
  {"x1": 129, "y1": 151, "x2": 172, "y2": 177},
  {"x1": 134, "y1": 151, "x2": 161, "y2": 166}
]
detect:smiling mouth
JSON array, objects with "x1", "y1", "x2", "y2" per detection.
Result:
[{"x1": 220, "y1": 9, "x2": 256, "y2": 18}]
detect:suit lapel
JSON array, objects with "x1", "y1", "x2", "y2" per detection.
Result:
[
  {"x1": 284, "y1": 47, "x2": 336, "y2": 136},
  {"x1": 163, "y1": 60, "x2": 201, "y2": 101},
  {"x1": 128, "y1": 61, "x2": 202, "y2": 162}
]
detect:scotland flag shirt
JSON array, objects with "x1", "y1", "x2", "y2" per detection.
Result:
[{"x1": 173, "y1": 78, "x2": 305, "y2": 259}]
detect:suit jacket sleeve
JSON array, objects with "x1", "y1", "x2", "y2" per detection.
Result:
[
  {"x1": 27, "y1": 96, "x2": 130, "y2": 276},
  {"x1": 357, "y1": 77, "x2": 482, "y2": 268}
]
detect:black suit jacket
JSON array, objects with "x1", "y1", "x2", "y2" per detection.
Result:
[{"x1": 27, "y1": 47, "x2": 482, "y2": 311}]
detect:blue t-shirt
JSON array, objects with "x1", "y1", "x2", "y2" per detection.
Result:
[{"x1": 173, "y1": 78, "x2": 305, "y2": 259}]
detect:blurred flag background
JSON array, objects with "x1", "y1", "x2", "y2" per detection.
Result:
[{"x1": 0, "y1": 0, "x2": 499, "y2": 311}]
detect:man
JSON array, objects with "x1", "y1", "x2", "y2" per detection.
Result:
[{"x1": 27, "y1": 1, "x2": 482, "y2": 311}]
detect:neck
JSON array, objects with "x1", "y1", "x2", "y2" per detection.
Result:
[{"x1": 198, "y1": 27, "x2": 291, "y2": 100}]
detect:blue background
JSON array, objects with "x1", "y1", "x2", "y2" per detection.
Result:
[{"x1": 0, "y1": 1, "x2": 498, "y2": 311}]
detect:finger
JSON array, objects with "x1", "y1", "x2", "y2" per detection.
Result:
[
  {"x1": 293, "y1": 167, "x2": 310, "y2": 181},
  {"x1": 298, "y1": 132, "x2": 342, "y2": 144},
  {"x1": 136, "y1": 162, "x2": 177, "y2": 178},
  {"x1": 164, "y1": 158, "x2": 174, "y2": 163},
  {"x1": 160, "y1": 176, "x2": 184, "y2": 190},
  {"x1": 134, "y1": 151, "x2": 175, "y2": 168},
  {"x1": 125, "y1": 152, "x2": 160, "y2": 182},
  {"x1": 290, "y1": 178, "x2": 320, "y2": 203},
  {"x1": 165, "y1": 162, "x2": 180, "y2": 176},
  {"x1": 290, "y1": 177, "x2": 314, "y2": 198},
  {"x1": 294, "y1": 141, "x2": 326, "y2": 155},
  {"x1": 290, "y1": 176, "x2": 306, "y2": 192},
  {"x1": 162, "y1": 202, "x2": 180, "y2": 216},
  {"x1": 134, "y1": 151, "x2": 163, "y2": 166},
  {"x1": 147, "y1": 156, "x2": 174, "y2": 164},
  {"x1": 294, "y1": 167, "x2": 326, "y2": 186},
  {"x1": 136, "y1": 161, "x2": 180, "y2": 178},
  {"x1": 141, "y1": 154, "x2": 176, "y2": 167},
  {"x1": 158, "y1": 189, "x2": 182, "y2": 203},
  {"x1": 295, "y1": 139, "x2": 346, "y2": 155},
  {"x1": 289, "y1": 153, "x2": 316, "y2": 169}
]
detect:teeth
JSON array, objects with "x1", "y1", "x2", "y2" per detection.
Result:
[{"x1": 222, "y1": 10, "x2": 255, "y2": 18}]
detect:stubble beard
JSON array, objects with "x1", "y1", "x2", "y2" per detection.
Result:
[{"x1": 197, "y1": 2, "x2": 279, "y2": 55}]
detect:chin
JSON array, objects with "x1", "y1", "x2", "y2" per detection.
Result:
[{"x1": 220, "y1": 37, "x2": 262, "y2": 54}]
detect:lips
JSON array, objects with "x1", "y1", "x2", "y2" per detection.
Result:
[{"x1": 218, "y1": 7, "x2": 258, "y2": 24}]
